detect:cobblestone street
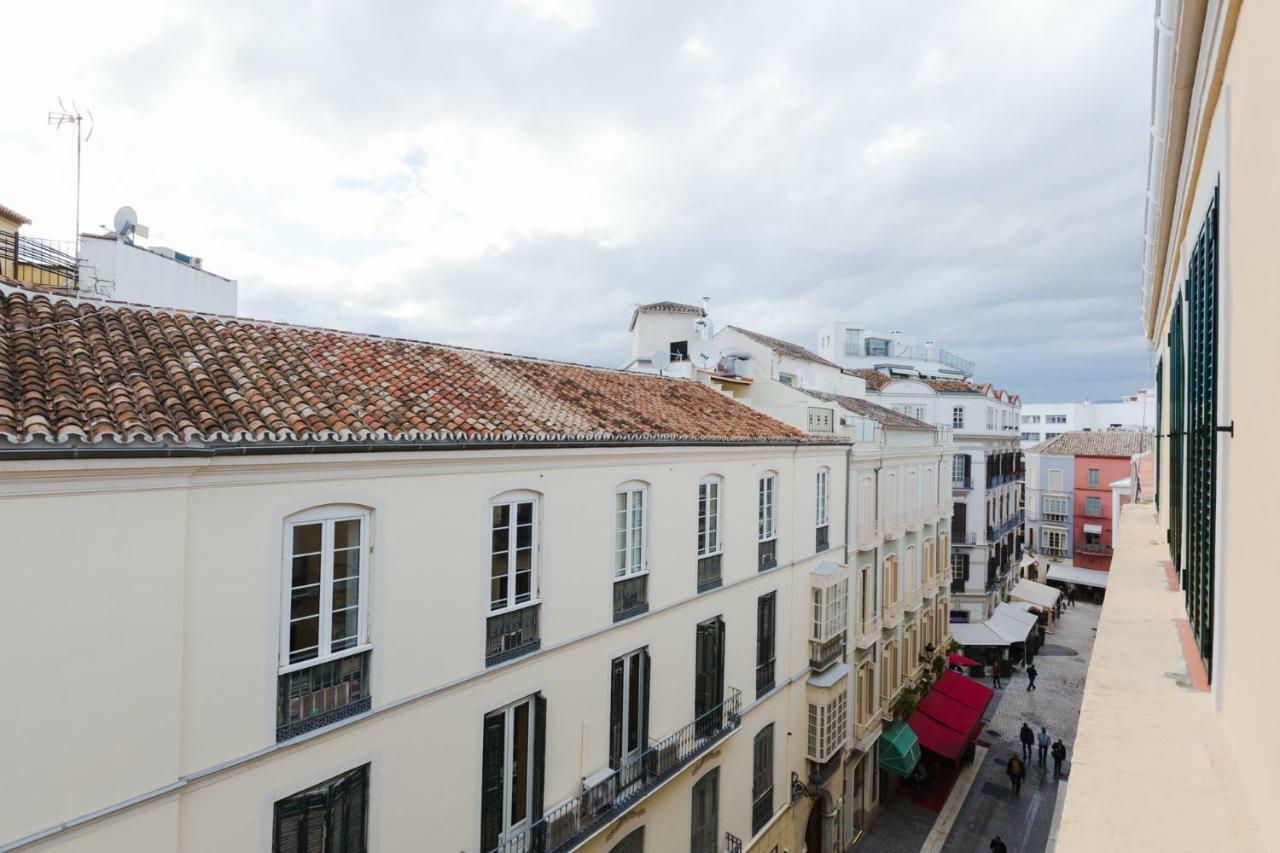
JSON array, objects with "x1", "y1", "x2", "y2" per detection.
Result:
[{"x1": 860, "y1": 601, "x2": 1102, "y2": 853}]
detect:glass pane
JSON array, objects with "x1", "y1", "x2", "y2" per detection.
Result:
[
  {"x1": 291, "y1": 584, "x2": 321, "y2": 619},
  {"x1": 511, "y1": 703, "x2": 530, "y2": 825},
  {"x1": 515, "y1": 568, "x2": 531, "y2": 600},
  {"x1": 492, "y1": 553, "x2": 508, "y2": 580},
  {"x1": 515, "y1": 522, "x2": 532, "y2": 550},
  {"x1": 491, "y1": 576, "x2": 508, "y2": 608},
  {"x1": 291, "y1": 554, "x2": 321, "y2": 588},
  {"x1": 289, "y1": 618, "x2": 318, "y2": 661},
  {"x1": 334, "y1": 519, "x2": 361, "y2": 550},
  {"x1": 332, "y1": 577, "x2": 360, "y2": 610},
  {"x1": 292, "y1": 523, "x2": 322, "y2": 555},
  {"x1": 333, "y1": 547, "x2": 360, "y2": 581},
  {"x1": 492, "y1": 527, "x2": 508, "y2": 555},
  {"x1": 493, "y1": 504, "x2": 509, "y2": 528},
  {"x1": 515, "y1": 549, "x2": 532, "y2": 572},
  {"x1": 331, "y1": 608, "x2": 358, "y2": 646},
  {"x1": 616, "y1": 492, "x2": 627, "y2": 514},
  {"x1": 516, "y1": 501, "x2": 533, "y2": 525}
]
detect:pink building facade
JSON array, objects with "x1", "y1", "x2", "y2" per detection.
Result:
[{"x1": 1073, "y1": 454, "x2": 1131, "y2": 571}]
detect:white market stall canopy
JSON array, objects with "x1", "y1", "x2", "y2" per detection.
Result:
[
  {"x1": 1047, "y1": 564, "x2": 1111, "y2": 589},
  {"x1": 1010, "y1": 579, "x2": 1062, "y2": 609},
  {"x1": 949, "y1": 621, "x2": 1009, "y2": 648},
  {"x1": 988, "y1": 603, "x2": 1039, "y2": 643}
]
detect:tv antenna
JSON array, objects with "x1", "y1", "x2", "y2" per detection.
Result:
[{"x1": 48, "y1": 99, "x2": 94, "y2": 245}]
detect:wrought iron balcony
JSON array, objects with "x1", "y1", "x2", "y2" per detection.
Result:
[
  {"x1": 488, "y1": 689, "x2": 742, "y2": 853},
  {"x1": 696, "y1": 553, "x2": 722, "y2": 592},
  {"x1": 1040, "y1": 545, "x2": 1070, "y2": 558},
  {"x1": 1076, "y1": 542, "x2": 1114, "y2": 555},
  {"x1": 815, "y1": 525, "x2": 830, "y2": 553},
  {"x1": 612, "y1": 575, "x2": 648, "y2": 623},
  {"x1": 276, "y1": 650, "x2": 371, "y2": 742},
  {"x1": 756, "y1": 659, "x2": 776, "y2": 698},
  {"x1": 809, "y1": 630, "x2": 846, "y2": 670},
  {"x1": 726, "y1": 833, "x2": 744, "y2": 853},
  {"x1": 486, "y1": 604, "x2": 541, "y2": 667}
]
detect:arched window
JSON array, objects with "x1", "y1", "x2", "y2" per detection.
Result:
[
  {"x1": 281, "y1": 505, "x2": 372, "y2": 667},
  {"x1": 816, "y1": 467, "x2": 831, "y2": 527},
  {"x1": 758, "y1": 472, "x2": 778, "y2": 542},
  {"x1": 615, "y1": 481, "x2": 648, "y2": 579},
  {"x1": 697, "y1": 475, "x2": 723, "y2": 557},
  {"x1": 490, "y1": 490, "x2": 541, "y2": 612}
]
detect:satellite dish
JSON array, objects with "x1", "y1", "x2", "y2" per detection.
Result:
[
  {"x1": 652, "y1": 350, "x2": 672, "y2": 371},
  {"x1": 113, "y1": 206, "x2": 148, "y2": 242}
]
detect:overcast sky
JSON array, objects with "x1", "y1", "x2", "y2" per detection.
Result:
[{"x1": 5, "y1": 1, "x2": 1153, "y2": 402}]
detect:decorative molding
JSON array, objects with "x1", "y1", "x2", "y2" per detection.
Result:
[
  {"x1": 602, "y1": 807, "x2": 646, "y2": 843},
  {"x1": 688, "y1": 748, "x2": 721, "y2": 778}
]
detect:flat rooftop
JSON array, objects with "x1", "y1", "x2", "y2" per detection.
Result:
[{"x1": 1052, "y1": 503, "x2": 1260, "y2": 852}]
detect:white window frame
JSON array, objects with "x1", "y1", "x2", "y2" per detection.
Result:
[
  {"x1": 1088, "y1": 468, "x2": 1101, "y2": 488},
  {"x1": 490, "y1": 490, "x2": 541, "y2": 615},
  {"x1": 816, "y1": 468, "x2": 830, "y2": 528},
  {"x1": 1085, "y1": 495, "x2": 1102, "y2": 516},
  {"x1": 758, "y1": 473, "x2": 777, "y2": 542},
  {"x1": 1045, "y1": 527, "x2": 1069, "y2": 552},
  {"x1": 1048, "y1": 469, "x2": 1064, "y2": 492},
  {"x1": 280, "y1": 506, "x2": 372, "y2": 672},
  {"x1": 952, "y1": 406, "x2": 965, "y2": 429},
  {"x1": 698, "y1": 476, "x2": 723, "y2": 557},
  {"x1": 614, "y1": 482, "x2": 648, "y2": 580},
  {"x1": 951, "y1": 455, "x2": 965, "y2": 482},
  {"x1": 491, "y1": 695, "x2": 537, "y2": 843}
]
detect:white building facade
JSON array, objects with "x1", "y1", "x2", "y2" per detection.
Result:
[{"x1": 1018, "y1": 389, "x2": 1155, "y2": 447}]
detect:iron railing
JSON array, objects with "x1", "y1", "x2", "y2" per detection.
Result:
[
  {"x1": 809, "y1": 630, "x2": 845, "y2": 670},
  {"x1": 815, "y1": 525, "x2": 830, "y2": 553},
  {"x1": 0, "y1": 232, "x2": 78, "y2": 289},
  {"x1": 613, "y1": 575, "x2": 648, "y2": 622},
  {"x1": 1039, "y1": 546, "x2": 1070, "y2": 558},
  {"x1": 489, "y1": 689, "x2": 742, "y2": 853},
  {"x1": 726, "y1": 832, "x2": 744, "y2": 853},
  {"x1": 756, "y1": 659, "x2": 776, "y2": 698},
  {"x1": 486, "y1": 604, "x2": 541, "y2": 666},
  {"x1": 1076, "y1": 542, "x2": 1113, "y2": 555},
  {"x1": 987, "y1": 512, "x2": 1024, "y2": 543},
  {"x1": 1042, "y1": 511, "x2": 1069, "y2": 523},
  {"x1": 276, "y1": 651, "x2": 371, "y2": 742},
  {"x1": 697, "y1": 554, "x2": 722, "y2": 593},
  {"x1": 862, "y1": 340, "x2": 975, "y2": 375},
  {"x1": 758, "y1": 538, "x2": 777, "y2": 571}
]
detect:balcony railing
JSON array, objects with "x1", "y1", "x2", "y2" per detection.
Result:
[
  {"x1": 276, "y1": 651, "x2": 371, "y2": 742},
  {"x1": 758, "y1": 538, "x2": 777, "y2": 571},
  {"x1": 883, "y1": 516, "x2": 903, "y2": 539},
  {"x1": 489, "y1": 689, "x2": 742, "y2": 853},
  {"x1": 696, "y1": 553, "x2": 722, "y2": 592},
  {"x1": 486, "y1": 604, "x2": 541, "y2": 667},
  {"x1": 987, "y1": 512, "x2": 1025, "y2": 543},
  {"x1": 854, "y1": 715, "x2": 882, "y2": 744},
  {"x1": 856, "y1": 614, "x2": 881, "y2": 648},
  {"x1": 809, "y1": 631, "x2": 846, "y2": 670},
  {"x1": 904, "y1": 585, "x2": 923, "y2": 611},
  {"x1": 1043, "y1": 511, "x2": 1069, "y2": 523},
  {"x1": 1039, "y1": 545, "x2": 1070, "y2": 558},
  {"x1": 856, "y1": 520, "x2": 880, "y2": 549},
  {"x1": 883, "y1": 598, "x2": 904, "y2": 626},
  {"x1": 613, "y1": 575, "x2": 648, "y2": 623},
  {"x1": 726, "y1": 833, "x2": 743, "y2": 853},
  {"x1": 756, "y1": 659, "x2": 776, "y2": 698},
  {"x1": 950, "y1": 576, "x2": 966, "y2": 593},
  {"x1": 1076, "y1": 542, "x2": 1114, "y2": 556},
  {"x1": 0, "y1": 232, "x2": 79, "y2": 289},
  {"x1": 815, "y1": 525, "x2": 830, "y2": 553}
]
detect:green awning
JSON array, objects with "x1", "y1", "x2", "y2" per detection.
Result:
[{"x1": 878, "y1": 720, "x2": 922, "y2": 777}]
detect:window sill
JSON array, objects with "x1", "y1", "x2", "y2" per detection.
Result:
[
  {"x1": 612, "y1": 570, "x2": 649, "y2": 583},
  {"x1": 278, "y1": 643, "x2": 374, "y2": 676},
  {"x1": 487, "y1": 598, "x2": 543, "y2": 618}
]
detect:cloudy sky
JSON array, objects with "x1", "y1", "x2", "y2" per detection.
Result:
[{"x1": 5, "y1": 1, "x2": 1153, "y2": 402}]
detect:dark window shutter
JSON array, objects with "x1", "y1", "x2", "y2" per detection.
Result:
[
  {"x1": 963, "y1": 454, "x2": 971, "y2": 479},
  {"x1": 609, "y1": 657, "x2": 625, "y2": 769},
  {"x1": 273, "y1": 791, "x2": 325, "y2": 853},
  {"x1": 640, "y1": 648, "x2": 651, "y2": 752},
  {"x1": 480, "y1": 712, "x2": 506, "y2": 852},
  {"x1": 715, "y1": 618, "x2": 726, "y2": 707},
  {"x1": 532, "y1": 694, "x2": 547, "y2": 827},
  {"x1": 1155, "y1": 357, "x2": 1163, "y2": 509},
  {"x1": 332, "y1": 765, "x2": 368, "y2": 853}
]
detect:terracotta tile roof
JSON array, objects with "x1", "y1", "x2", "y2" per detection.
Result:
[
  {"x1": 0, "y1": 289, "x2": 846, "y2": 450},
  {"x1": 843, "y1": 368, "x2": 890, "y2": 390},
  {"x1": 1027, "y1": 431, "x2": 1153, "y2": 457},
  {"x1": 804, "y1": 390, "x2": 933, "y2": 430},
  {"x1": 628, "y1": 300, "x2": 706, "y2": 330},
  {"x1": 0, "y1": 203, "x2": 31, "y2": 226},
  {"x1": 724, "y1": 325, "x2": 841, "y2": 369}
]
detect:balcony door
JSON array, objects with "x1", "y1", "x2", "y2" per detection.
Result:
[
  {"x1": 611, "y1": 648, "x2": 650, "y2": 785},
  {"x1": 690, "y1": 767, "x2": 720, "y2": 853},
  {"x1": 481, "y1": 695, "x2": 546, "y2": 852},
  {"x1": 694, "y1": 617, "x2": 726, "y2": 736}
]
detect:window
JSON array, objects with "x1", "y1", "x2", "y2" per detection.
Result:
[
  {"x1": 1048, "y1": 469, "x2": 1064, "y2": 492},
  {"x1": 1085, "y1": 496, "x2": 1102, "y2": 517},
  {"x1": 807, "y1": 692, "x2": 848, "y2": 762},
  {"x1": 1022, "y1": 414, "x2": 1041, "y2": 424},
  {"x1": 609, "y1": 828, "x2": 645, "y2": 853},
  {"x1": 952, "y1": 455, "x2": 966, "y2": 483},
  {"x1": 758, "y1": 474, "x2": 777, "y2": 570},
  {"x1": 697, "y1": 477, "x2": 723, "y2": 592},
  {"x1": 273, "y1": 764, "x2": 368, "y2": 853},
  {"x1": 1043, "y1": 495, "x2": 1068, "y2": 522},
  {"x1": 1088, "y1": 468, "x2": 1100, "y2": 488},
  {"x1": 690, "y1": 768, "x2": 720, "y2": 853},
  {"x1": 610, "y1": 649, "x2": 650, "y2": 773},
  {"x1": 816, "y1": 468, "x2": 830, "y2": 551},
  {"x1": 883, "y1": 555, "x2": 899, "y2": 606},
  {"x1": 481, "y1": 695, "x2": 546, "y2": 852},
  {"x1": 756, "y1": 592, "x2": 777, "y2": 698},
  {"x1": 780, "y1": 373, "x2": 796, "y2": 387},
  {"x1": 950, "y1": 552, "x2": 966, "y2": 581},
  {"x1": 694, "y1": 616, "x2": 726, "y2": 731},
  {"x1": 1046, "y1": 432, "x2": 1061, "y2": 439},
  {"x1": 278, "y1": 508, "x2": 372, "y2": 742},
  {"x1": 1046, "y1": 414, "x2": 1067, "y2": 424},
  {"x1": 615, "y1": 485, "x2": 646, "y2": 578},
  {"x1": 752, "y1": 725, "x2": 775, "y2": 835},
  {"x1": 952, "y1": 406, "x2": 965, "y2": 428},
  {"x1": 1085, "y1": 531, "x2": 1102, "y2": 547},
  {"x1": 986, "y1": 407, "x2": 994, "y2": 429},
  {"x1": 670, "y1": 340, "x2": 689, "y2": 362},
  {"x1": 807, "y1": 406, "x2": 834, "y2": 432},
  {"x1": 866, "y1": 337, "x2": 890, "y2": 356},
  {"x1": 491, "y1": 493, "x2": 538, "y2": 612},
  {"x1": 1021, "y1": 432, "x2": 1040, "y2": 442},
  {"x1": 1045, "y1": 528, "x2": 1068, "y2": 553}
]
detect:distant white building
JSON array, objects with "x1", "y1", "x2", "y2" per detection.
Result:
[
  {"x1": 816, "y1": 322, "x2": 976, "y2": 380},
  {"x1": 78, "y1": 232, "x2": 238, "y2": 315},
  {"x1": 1018, "y1": 389, "x2": 1155, "y2": 447}
]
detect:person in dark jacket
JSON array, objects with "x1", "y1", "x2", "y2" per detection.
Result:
[
  {"x1": 1026, "y1": 663, "x2": 1039, "y2": 691},
  {"x1": 1037, "y1": 726, "x2": 1051, "y2": 765},
  {"x1": 1019, "y1": 723, "x2": 1034, "y2": 762},
  {"x1": 990, "y1": 836, "x2": 1009, "y2": 853},
  {"x1": 1052, "y1": 739, "x2": 1068, "y2": 779},
  {"x1": 991, "y1": 661, "x2": 1003, "y2": 689},
  {"x1": 1007, "y1": 754, "x2": 1026, "y2": 796}
]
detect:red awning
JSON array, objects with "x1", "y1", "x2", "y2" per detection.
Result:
[
  {"x1": 906, "y1": 671, "x2": 994, "y2": 762},
  {"x1": 948, "y1": 652, "x2": 981, "y2": 668},
  {"x1": 932, "y1": 670, "x2": 995, "y2": 716}
]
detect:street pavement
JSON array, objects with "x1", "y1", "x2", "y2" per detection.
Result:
[{"x1": 860, "y1": 601, "x2": 1101, "y2": 853}]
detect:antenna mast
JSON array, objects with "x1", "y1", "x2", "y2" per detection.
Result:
[{"x1": 48, "y1": 99, "x2": 94, "y2": 246}]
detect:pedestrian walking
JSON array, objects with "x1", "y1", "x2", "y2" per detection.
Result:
[
  {"x1": 1007, "y1": 754, "x2": 1026, "y2": 797},
  {"x1": 991, "y1": 661, "x2": 1003, "y2": 690},
  {"x1": 1052, "y1": 739, "x2": 1068, "y2": 779},
  {"x1": 1037, "y1": 726, "x2": 1051, "y2": 765},
  {"x1": 990, "y1": 836, "x2": 1009, "y2": 853},
  {"x1": 1026, "y1": 663, "x2": 1038, "y2": 691},
  {"x1": 1019, "y1": 723, "x2": 1034, "y2": 762}
]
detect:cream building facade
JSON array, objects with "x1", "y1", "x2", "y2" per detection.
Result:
[{"x1": 1058, "y1": 0, "x2": 1277, "y2": 848}]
